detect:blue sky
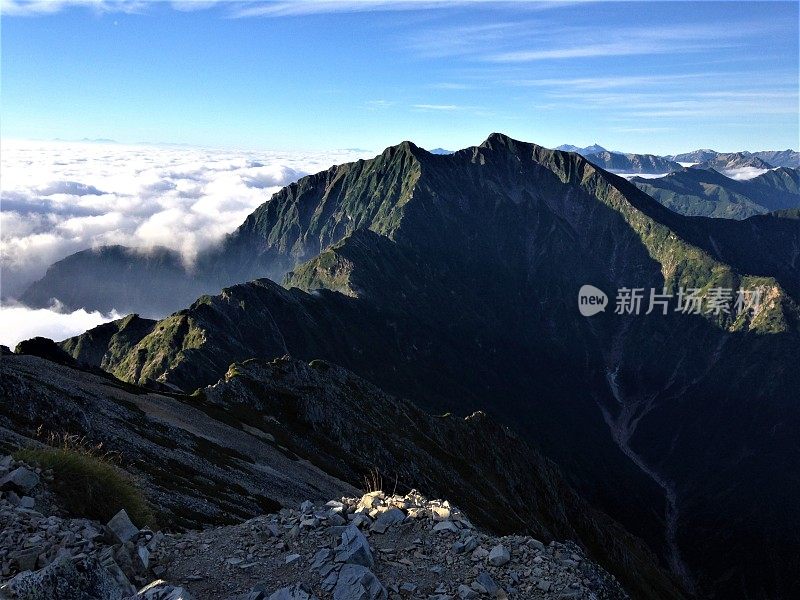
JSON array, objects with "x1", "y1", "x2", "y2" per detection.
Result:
[{"x1": 2, "y1": 0, "x2": 798, "y2": 154}]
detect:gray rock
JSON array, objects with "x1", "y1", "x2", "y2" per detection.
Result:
[
  {"x1": 487, "y1": 544, "x2": 510, "y2": 567},
  {"x1": 476, "y1": 572, "x2": 502, "y2": 596},
  {"x1": 432, "y1": 520, "x2": 459, "y2": 533},
  {"x1": 268, "y1": 583, "x2": 318, "y2": 600},
  {"x1": 370, "y1": 508, "x2": 405, "y2": 534},
  {"x1": 321, "y1": 569, "x2": 339, "y2": 592},
  {"x1": 527, "y1": 538, "x2": 545, "y2": 551},
  {"x1": 2, "y1": 555, "x2": 125, "y2": 600},
  {"x1": 300, "y1": 500, "x2": 314, "y2": 514},
  {"x1": 12, "y1": 548, "x2": 40, "y2": 571},
  {"x1": 457, "y1": 585, "x2": 479, "y2": 599},
  {"x1": 311, "y1": 548, "x2": 333, "y2": 570},
  {"x1": 335, "y1": 525, "x2": 374, "y2": 568},
  {"x1": 134, "y1": 580, "x2": 196, "y2": 599},
  {"x1": 327, "y1": 512, "x2": 347, "y2": 526},
  {"x1": 333, "y1": 564, "x2": 387, "y2": 600},
  {"x1": 19, "y1": 495, "x2": 35, "y2": 509},
  {"x1": 107, "y1": 509, "x2": 139, "y2": 544},
  {"x1": 399, "y1": 582, "x2": 417, "y2": 595},
  {"x1": 137, "y1": 545, "x2": 150, "y2": 570},
  {"x1": 0, "y1": 466, "x2": 39, "y2": 493},
  {"x1": 452, "y1": 536, "x2": 478, "y2": 554}
]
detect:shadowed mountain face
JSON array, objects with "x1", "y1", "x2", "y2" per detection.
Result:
[
  {"x1": 20, "y1": 246, "x2": 215, "y2": 318},
  {"x1": 58, "y1": 134, "x2": 800, "y2": 599},
  {"x1": 1, "y1": 350, "x2": 683, "y2": 599},
  {"x1": 631, "y1": 167, "x2": 800, "y2": 219}
]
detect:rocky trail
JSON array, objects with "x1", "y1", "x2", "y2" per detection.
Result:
[{"x1": 0, "y1": 454, "x2": 627, "y2": 599}]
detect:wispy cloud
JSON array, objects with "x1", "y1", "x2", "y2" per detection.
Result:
[
  {"x1": 412, "y1": 104, "x2": 467, "y2": 111},
  {"x1": 365, "y1": 99, "x2": 395, "y2": 110},
  {"x1": 485, "y1": 24, "x2": 745, "y2": 62},
  {"x1": 230, "y1": 1, "x2": 460, "y2": 19},
  {"x1": 1, "y1": 0, "x2": 145, "y2": 15},
  {"x1": 429, "y1": 82, "x2": 476, "y2": 90}
]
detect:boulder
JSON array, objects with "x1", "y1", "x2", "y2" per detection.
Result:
[
  {"x1": 369, "y1": 508, "x2": 405, "y2": 534},
  {"x1": 334, "y1": 525, "x2": 374, "y2": 568},
  {"x1": 107, "y1": 509, "x2": 139, "y2": 544},
  {"x1": 333, "y1": 564, "x2": 386, "y2": 600},
  {"x1": 1, "y1": 555, "x2": 125, "y2": 600},
  {"x1": 267, "y1": 583, "x2": 318, "y2": 600},
  {"x1": 488, "y1": 544, "x2": 510, "y2": 567},
  {"x1": 0, "y1": 467, "x2": 39, "y2": 494},
  {"x1": 432, "y1": 520, "x2": 458, "y2": 533}
]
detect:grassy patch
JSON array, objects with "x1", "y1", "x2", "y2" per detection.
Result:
[{"x1": 15, "y1": 435, "x2": 154, "y2": 528}]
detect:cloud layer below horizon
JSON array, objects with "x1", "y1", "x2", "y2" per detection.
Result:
[
  {"x1": 1, "y1": 140, "x2": 373, "y2": 299},
  {"x1": 0, "y1": 140, "x2": 373, "y2": 345},
  {"x1": 0, "y1": 300, "x2": 121, "y2": 349}
]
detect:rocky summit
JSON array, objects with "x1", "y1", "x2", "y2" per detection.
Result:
[{"x1": 0, "y1": 457, "x2": 626, "y2": 600}]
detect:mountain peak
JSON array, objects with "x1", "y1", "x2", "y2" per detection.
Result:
[{"x1": 480, "y1": 132, "x2": 524, "y2": 148}]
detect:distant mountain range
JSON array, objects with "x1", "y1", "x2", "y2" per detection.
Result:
[
  {"x1": 631, "y1": 166, "x2": 800, "y2": 219},
  {"x1": 557, "y1": 144, "x2": 681, "y2": 174},
  {"x1": 672, "y1": 148, "x2": 800, "y2": 169},
  {"x1": 555, "y1": 144, "x2": 799, "y2": 175},
  {"x1": 583, "y1": 150, "x2": 682, "y2": 174},
  {"x1": 556, "y1": 143, "x2": 609, "y2": 156},
  {"x1": 691, "y1": 152, "x2": 774, "y2": 174},
  {"x1": 23, "y1": 133, "x2": 800, "y2": 598}
]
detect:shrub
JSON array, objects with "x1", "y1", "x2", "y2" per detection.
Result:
[{"x1": 15, "y1": 433, "x2": 154, "y2": 528}]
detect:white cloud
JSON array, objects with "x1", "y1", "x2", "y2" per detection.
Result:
[
  {"x1": 0, "y1": 300, "x2": 121, "y2": 348},
  {"x1": 0, "y1": 139, "x2": 374, "y2": 298},
  {"x1": 412, "y1": 104, "x2": 463, "y2": 111},
  {"x1": 721, "y1": 167, "x2": 770, "y2": 181}
]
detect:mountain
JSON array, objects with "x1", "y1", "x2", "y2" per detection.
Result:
[
  {"x1": 751, "y1": 149, "x2": 799, "y2": 168},
  {"x1": 54, "y1": 134, "x2": 800, "y2": 598},
  {"x1": 20, "y1": 245, "x2": 216, "y2": 317},
  {"x1": 670, "y1": 150, "x2": 799, "y2": 169},
  {"x1": 631, "y1": 166, "x2": 800, "y2": 219},
  {"x1": 750, "y1": 166, "x2": 800, "y2": 194},
  {"x1": 583, "y1": 150, "x2": 682, "y2": 174},
  {"x1": 1, "y1": 348, "x2": 683, "y2": 599},
  {"x1": 670, "y1": 149, "x2": 719, "y2": 163},
  {"x1": 691, "y1": 152, "x2": 774, "y2": 175},
  {"x1": 556, "y1": 143, "x2": 608, "y2": 156},
  {"x1": 428, "y1": 147, "x2": 454, "y2": 155}
]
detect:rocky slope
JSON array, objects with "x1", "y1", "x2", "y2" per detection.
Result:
[
  {"x1": 630, "y1": 167, "x2": 800, "y2": 218},
  {"x1": 0, "y1": 454, "x2": 627, "y2": 600},
  {"x1": 53, "y1": 134, "x2": 800, "y2": 599},
  {"x1": 0, "y1": 351, "x2": 682, "y2": 599},
  {"x1": 152, "y1": 490, "x2": 628, "y2": 600}
]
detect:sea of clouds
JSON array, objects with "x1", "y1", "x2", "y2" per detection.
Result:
[{"x1": 0, "y1": 140, "x2": 374, "y2": 347}]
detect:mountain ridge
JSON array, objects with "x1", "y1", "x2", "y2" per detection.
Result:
[{"x1": 54, "y1": 133, "x2": 800, "y2": 598}]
